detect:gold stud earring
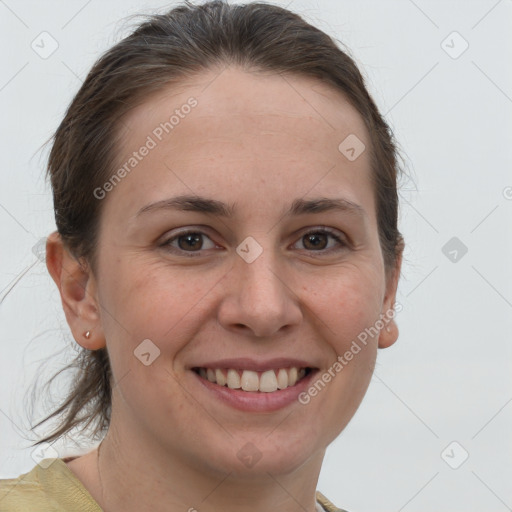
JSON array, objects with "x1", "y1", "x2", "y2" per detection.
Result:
[
  {"x1": 84, "y1": 330, "x2": 92, "y2": 339},
  {"x1": 385, "y1": 325, "x2": 391, "y2": 333}
]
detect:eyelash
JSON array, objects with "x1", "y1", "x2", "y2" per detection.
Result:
[{"x1": 159, "y1": 227, "x2": 349, "y2": 257}]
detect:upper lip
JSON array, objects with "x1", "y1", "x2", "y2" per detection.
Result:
[{"x1": 189, "y1": 357, "x2": 317, "y2": 372}]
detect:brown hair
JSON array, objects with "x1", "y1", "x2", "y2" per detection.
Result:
[{"x1": 34, "y1": 0, "x2": 404, "y2": 445}]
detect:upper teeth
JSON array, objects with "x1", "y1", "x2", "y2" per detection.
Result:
[{"x1": 197, "y1": 367, "x2": 307, "y2": 392}]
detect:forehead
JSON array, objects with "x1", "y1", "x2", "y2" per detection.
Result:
[
  {"x1": 124, "y1": 66, "x2": 369, "y2": 145},
  {"x1": 106, "y1": 66, "x2": 374, "y2": 221}
]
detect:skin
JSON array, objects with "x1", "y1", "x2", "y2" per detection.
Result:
[{"x1": 46, "y1": 66, "x2": 403, "y2": 512}]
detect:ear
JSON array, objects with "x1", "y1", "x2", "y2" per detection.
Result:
[
  {"x1": 378, "y1": 237, "x2": 404, "y2": 349},
  {"x1": 45, "y1": 231, "x2": 105, "y2": 350}
]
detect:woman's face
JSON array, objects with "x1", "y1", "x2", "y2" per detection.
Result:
[{"x1": 86, "y1": 66, "x2": 401, "y2": 476}]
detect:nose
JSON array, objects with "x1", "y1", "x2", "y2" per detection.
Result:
[{"x1": 217, "y1": 248, "x2": 303, "y2": 338}]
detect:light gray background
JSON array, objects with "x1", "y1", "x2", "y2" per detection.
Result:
[{"x1": 1, "y1": 1, "x2": 511, "y2": 511}]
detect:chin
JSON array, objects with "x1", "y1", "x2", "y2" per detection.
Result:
[{"x1": 196, "y1": 431, "x2": 323, "y2": 478}]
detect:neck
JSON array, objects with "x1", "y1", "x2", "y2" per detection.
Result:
[{"x1": 91, "y1": 423, "x2": 324, "y2": 512}]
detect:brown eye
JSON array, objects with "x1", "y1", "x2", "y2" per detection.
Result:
[
  {"x1": 293, "y1": 229, "x2": 347, "y2": 253},
  {"x1": 161, "y1": 230, "x2": 217, "y2": 255},
  {"x1": 302, "y1": 232, "x2": 329, "y2": 250},
  {"x1": 177, "y1": 233, "x2": 203, "y2": 251}
]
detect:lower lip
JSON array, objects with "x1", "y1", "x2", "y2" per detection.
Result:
[{"x1": 191, "y1": 369, "x2": 318, "y2": 412}]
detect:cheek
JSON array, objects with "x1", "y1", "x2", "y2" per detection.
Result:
[
  {"x1": 301, "y1": 262, "x2": 385, "y2": 348},
  {"x1": 96, "y1": 258, "x2": 212, "y2": 419},
  {"x1": 299, "y1": 264, "x2": 384, "y2": 432},
  {"x1": 97, "y1": 255, "x2": 225, "y2": 356}
]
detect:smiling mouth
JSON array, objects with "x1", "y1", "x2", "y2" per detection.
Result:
[{"x1": 192, "y1": 367, "x2": 314, "y2": 393}]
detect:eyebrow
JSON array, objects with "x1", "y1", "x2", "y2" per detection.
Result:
[{"x1": 135, "y1": 194, "x2": 365, "y2": 219}]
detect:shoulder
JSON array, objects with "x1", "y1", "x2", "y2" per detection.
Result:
[
  {"x1": 1, "y1": 462, "x2": 348, "y2": 512},
  {"x1": 0, "y1": 459, "x2": 102, "y2": 512},
  {"x1": 316, "y1": 490, "x2": 352, "y2": 512}
]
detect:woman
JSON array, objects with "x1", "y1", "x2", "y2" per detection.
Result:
[{"x1": 0, "y1": 1, "x2": 404, "y2": 510}]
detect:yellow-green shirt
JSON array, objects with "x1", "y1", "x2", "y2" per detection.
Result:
[{"x1": 0, "y1": 459, "x2": 348, "y2": 511}]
